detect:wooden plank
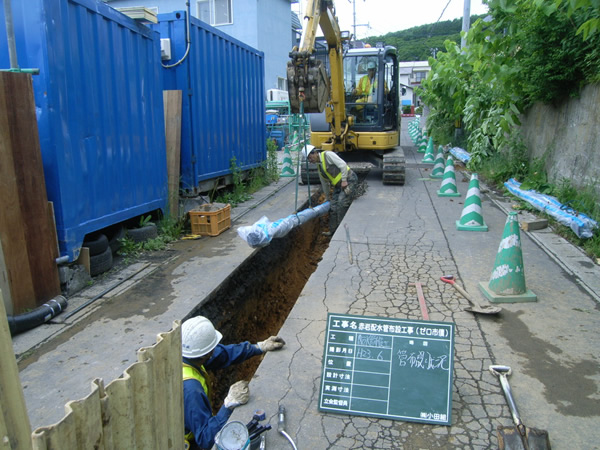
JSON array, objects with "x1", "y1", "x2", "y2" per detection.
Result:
[
  {"x1": 0, "y1": 72, "x2": 60, "y2": 313},
  {"x1": 0, "y1": 290, "x2": 33, "y2": 450},
  {"x1": 521, "y1": 218, "x2": 548, "y2": 232},
  {"x1": 163, "y1": 90, "x2": 182, "y2": 218}
]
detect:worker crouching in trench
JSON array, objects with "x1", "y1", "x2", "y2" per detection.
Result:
[{"x1": 303, "y1": 145, "x2": 358, "y2": 236}]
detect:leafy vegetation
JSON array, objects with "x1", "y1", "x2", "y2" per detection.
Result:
[
  {"x1": 416, "y1": 0, "x2": 599, "y2": 256},
  {"x1": 118, "y1": 214, "x2": 184, "y2": 258},
  {"x1": 213, "y1": 138, "x2": 280, "y2": 206}
]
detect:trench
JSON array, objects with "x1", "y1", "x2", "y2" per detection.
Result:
[{"x1": 194, "y1": 201, "x2": 331, "y2": 412}]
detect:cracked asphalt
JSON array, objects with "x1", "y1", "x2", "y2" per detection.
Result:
[
  {"x1": 12, "y1": 118, "x2": 600, "y2": 448},
  {"x1": 231, "y1": 125, "x2": 600, "y2": 449}
]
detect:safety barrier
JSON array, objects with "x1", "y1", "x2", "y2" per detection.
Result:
[{"x1": 0, "y1": 304, "x2": 183, "y2": 450}]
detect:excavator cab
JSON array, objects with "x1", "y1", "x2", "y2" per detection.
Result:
[
  {"x1": 343, "y1": 48, "x2": 399, "y2": 133},
  {"x1": 286, "y1": 0, "x2": 404, "y2": 185}
]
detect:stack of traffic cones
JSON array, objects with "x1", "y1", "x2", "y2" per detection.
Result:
[
  {"x1": 409, "y1": 120, "x2": 420, "y2": 144},
  {"x1": 479, "y1": 212, "x2": 537, "y2": 303},
  {"x1": 456, "y1": 173, "x2": 488, "y2": 231},
  {"x1": 279, "y1": 133, "x2": 297, "y2": 177},
  {"x1": 437, "y1": 157, "x2": 460, "y2": 197},
  {"x1": 418, "y1": 130, "x2": 428, "y2": 153}
]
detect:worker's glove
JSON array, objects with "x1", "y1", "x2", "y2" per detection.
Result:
[
  {"x1": 344, "y1": 187, "x2": 351, "y2": 196},
  {"x1": 223, "y1": 380, "x2": 249, "y2": 409},
  {"x1": 257, "y1": 336, "x2": 286, "y2": 353}
]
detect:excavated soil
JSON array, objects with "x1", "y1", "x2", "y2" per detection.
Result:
[{"x1": 196, "y1": 214, "x2": 331, "y2": 412}]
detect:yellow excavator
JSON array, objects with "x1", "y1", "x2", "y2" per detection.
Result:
[{"x1": 287, "y1": 0, "x2": 405, "y2": 185}]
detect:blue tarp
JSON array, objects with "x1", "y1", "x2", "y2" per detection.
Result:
[{"x1": 504, "y1": 178, "x2": 598, "y2": 239}]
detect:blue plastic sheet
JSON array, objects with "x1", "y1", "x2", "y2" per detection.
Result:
[
  {"x1": 449, "y1": 147, "x2": 471, "y2": 164},
  {"x1": 504, "y1": 178, "x2": 597, "y2": 239}
]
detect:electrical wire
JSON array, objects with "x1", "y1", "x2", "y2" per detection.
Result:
[
  {"x1": 162, "y1": 1, "x2": 191, "y2": 68},
  {"x1": 428, "y1": 0, "x2": 454, "y2": 36}
]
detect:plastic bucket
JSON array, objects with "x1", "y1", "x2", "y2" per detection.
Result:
[{"x1": 214, "y1": 421, "x2": 250, "y2": 450}]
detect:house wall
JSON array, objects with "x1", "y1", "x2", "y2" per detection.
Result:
[
  {"x1": 104, "y1": 0, "x2": 292, "y2": 96},
  {"x1": 258, "y1": 0, "x2": 292, "y2": 91},
  {"x1": 521, "y1": 83, "x2": 600, "y2": 195},
  {"x1": 220, "y1": 0, "x2": 291, "y2": 91}
]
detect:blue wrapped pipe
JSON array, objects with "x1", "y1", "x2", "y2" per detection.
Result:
[{"x1": 238, "y1": 202, "x2": 331, "y2": 248}]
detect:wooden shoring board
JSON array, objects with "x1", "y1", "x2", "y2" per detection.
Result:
[
  {"x1": 0, "y1": 72, "x2": 60, "y2": 312},
  {"x1": 163, "y1": 90, "x2": 182, "y2": 218}
]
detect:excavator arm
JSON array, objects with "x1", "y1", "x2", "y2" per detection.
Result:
[{"x1": 287, "y1": 0, "x2": 351, "y2": 150}]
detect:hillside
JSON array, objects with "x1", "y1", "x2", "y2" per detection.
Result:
[{"x1": 364, "y1": 15, "x2": 486, "y2": 61}]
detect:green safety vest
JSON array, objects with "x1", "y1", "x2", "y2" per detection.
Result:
[
  {"x1": 358, "y1": 75, "x2": 376, "y2": 96},
  {"x1": 183, "y1": 363, "x2": 211, "y2": 444},
  {"x1": 319, "y1": 152, "x2": 346, "y2": 186}
]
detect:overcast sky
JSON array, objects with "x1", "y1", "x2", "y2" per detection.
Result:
[{"x1": 295, "y1": 0, "x2": 489, "y2": 39}]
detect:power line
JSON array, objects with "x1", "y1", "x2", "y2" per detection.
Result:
[{"x1": 428, "y1": 0, "x2": 453, "y2": 36}]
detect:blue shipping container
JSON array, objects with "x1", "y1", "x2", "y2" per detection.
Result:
[
  {"x1": 155, "y1": 12, "x2": 266, "y2": 195},
  {"x1": 0, "y1": 0, "x2": 167, "y2": 261}
]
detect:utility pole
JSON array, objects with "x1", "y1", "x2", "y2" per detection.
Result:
[
  {"x1": 461, "y1": 0, "x2": 471, "y2": 49},
  {"x1": 349, "y1": 0, "x2": 368, "y2": 42}
]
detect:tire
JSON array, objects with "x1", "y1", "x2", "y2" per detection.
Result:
[
  {"x1": 83, "y1": 233, "x2": 109, "y2": 256},
  {"x1": 107, "y1": 226, "x2": 126, "y2": 253},
  {"x1": 127, "y1": 223, "x2": 158, "y2": 243},
  {"x1": 89, "y1": 246, "x2": 113, "y2": 277}
]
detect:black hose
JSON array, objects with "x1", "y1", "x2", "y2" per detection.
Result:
[{"x1": 7, "y1": 296, "x2": 68, "y2": 336}]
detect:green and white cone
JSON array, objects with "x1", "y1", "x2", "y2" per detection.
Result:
[
  {"x1": 456, "y1": 173, "x2": 488, "y2": 231},
  {"x1": 417, "y1": 130, "x2": 428, "y2": 153},
  {"x1": 437, "y1": 156, "x2": 461, "y2": 197},
  {"x1": 479, "y1": 212, "x2": 537, "y2": 303},
  {"x1": 421, "y1": 137, "x2": 435, "y2": 164},
  {"x1": 430, "y1": 149, "x2": 445, "y2": 178},
  {"x1": 413, "y1": 128, "x2": 422, "y2": 145},
  {"x1": 280, "y1": 142, "x2": 296, "y2": 177}
]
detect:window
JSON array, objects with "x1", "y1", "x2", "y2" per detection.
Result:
[
  {"x1": 197, "y1": 0, "x2": 232, "y2": 26},
  {"x1": 277, "y1": 77, "x2": 287, "y2": 91},
  {"x1": 413, "y1": 71, "x2": 428, "y2": 84}
]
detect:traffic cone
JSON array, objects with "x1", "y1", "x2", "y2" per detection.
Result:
[
  {"x1": 430, "y1": 148, "x2": 445, "y2": 178},
  {"x1": 456, "y1": 173, "x2": 488, "y2": 231},
  {"x1": 479, "y1": 212, "x2": 537, "y2": 302},
  {"x1": 421, "y1": 137, "x2": 435, "y2": 164},
  {"x1": 437, "y1": 156, "x2": 460, "y2": 197},
  {"x1": 280, "y1": 143, "x2": 296, "y2": 177},
  {"x1": 418, "y1": 130, "x2": 428, "y2": 153},
  {"x1": 412, "y1": 127, "x2": 422, "y2": 145}
]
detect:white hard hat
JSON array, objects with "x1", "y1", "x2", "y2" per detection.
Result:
[
  {"x1": 181, "y1": 316, "x2": 223, "y2": 358},
  {"x1": 367, "y1": 61, "x2": 376, "y2": 70},
  {"x1": 301, "y1": 145, "x2": 316, "y2": 159}
]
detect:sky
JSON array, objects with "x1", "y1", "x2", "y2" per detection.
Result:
[{"x1": 295, "y1": 0, "x2": 490, "y2": 40}]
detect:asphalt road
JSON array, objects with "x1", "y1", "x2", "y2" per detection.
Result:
[{"x1": 13, "y1": 118, "x2": 600, "y2": 448}]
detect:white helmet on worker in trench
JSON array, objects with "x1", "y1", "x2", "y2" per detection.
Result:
[
  {"x1": 301, "y1": 145, "x2": 316, "y2": 159},
  {"x1": 181, "y1": 316, "x2": 223, "y2": 358}
]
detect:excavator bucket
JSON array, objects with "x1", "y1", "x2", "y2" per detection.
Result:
[{"x1": 287, "y1": 56, "x2": 329, "y2": 114}]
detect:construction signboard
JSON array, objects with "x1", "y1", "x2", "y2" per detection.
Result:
[{"x1": 319, "y1": 313, "x2": 455, "y2": 425}]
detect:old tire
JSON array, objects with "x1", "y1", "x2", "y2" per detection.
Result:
[
  {"x1": 127, "y1": 223, "x2": 158, "y2": 243},
  {"x1": 89, "y1": 246, "x2": 113, "y2": 277},
  {"x1": 107, "y1": 226, "x2": 126, "y2": 253},
  {"x1": 83, "y1": 233, "x2": 109, "y2": 256}
]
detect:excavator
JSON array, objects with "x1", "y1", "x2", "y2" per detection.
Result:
[{"x1": 287, "y1": 0, "x2": 405, "y2": 185}]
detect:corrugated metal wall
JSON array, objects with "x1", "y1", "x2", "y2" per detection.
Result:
[
  {"x1": 156, "y1": 12, "x2": 266, "y2": 196},
  {"x1": 0, "y1": 0, "x2": 167, "y2": 261}
]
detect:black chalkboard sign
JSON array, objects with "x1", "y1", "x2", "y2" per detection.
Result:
[{"x1": 318, "y1": 313, "x2": 455, "y2": 425}]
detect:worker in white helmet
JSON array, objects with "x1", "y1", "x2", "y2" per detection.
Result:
[
  {"x1": 181, "y1": 316, "x2": 285, "y2": 449},
  {"x1": 302, "y1": 145, "x2": 358, "y2": 236}
]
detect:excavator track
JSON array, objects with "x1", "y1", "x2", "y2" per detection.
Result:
[{"x1": 382, "y1": 147, "x2": 406, "y2": 185}]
